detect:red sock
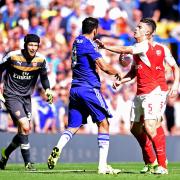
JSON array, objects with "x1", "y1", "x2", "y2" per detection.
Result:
[
  {"x1": 157, "y1": 126, "x2": 166, "y2": 155},
  {"x1": 135, "y1": 131, "x2": 156, "y2": 164},
  {"x1": 152, "y1": 126, "x2": 167, "y2": 168}
]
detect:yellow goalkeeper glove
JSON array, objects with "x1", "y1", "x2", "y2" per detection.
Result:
[
  {"x1": 0, "y1": 92, "x2": 5, "y2": 109},
  {"x1": 45, "y1": 89, "x2": 53, "y2": 104}
]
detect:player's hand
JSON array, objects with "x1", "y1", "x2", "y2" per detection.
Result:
[
  {"x1": 94, "y1": 39, "x2": 105, "y2": 49},
  {"x1": 112, "y1": 80, "x2": 121, "y2": 90},
  {"x1": 168, "y1": 88, "x2": 178, "y2": 98},
  {"x1": 112, "y1": 77, "x2": 131, "y2": 90},
  {"x1": 114, "y1": 73, "x2": 121, "y2": 81},
  {"x1": 45, "y1": 89, "x2": 53, "y2": 104}
]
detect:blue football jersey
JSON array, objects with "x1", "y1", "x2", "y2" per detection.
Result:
[
  {"x1": 71, "y1": 35, "x2": 102, "y2": 89},
  {"x1": 37, "y1": 98, "x2": 54, "y2": 129}
]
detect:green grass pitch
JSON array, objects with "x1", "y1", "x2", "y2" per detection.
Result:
[{"x1": 0, "y1": 162, "x2": 180, "y2": 180}]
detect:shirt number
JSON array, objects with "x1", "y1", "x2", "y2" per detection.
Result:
[{"x1": 72, "y1": 45, "x2": 77, "y2": 68}]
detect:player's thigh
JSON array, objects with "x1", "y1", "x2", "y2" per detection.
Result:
[
  {"x1": 142, "y1": 94, "x2": 162, "y2": 121},
  {"x1": 4, "y1": 95, "x2": 28, "y2": 124},
  {"x1": 144, "y1": 119, "x2": 157, "y2": 137},
  {"x1": 81, "y1": 88, "x2": 112, "y2": 123},
  {"x1": 130, "y1": 96, "x2": 143, "y2": 123},
  {"x1": 68, "y1": 93, "x2": 89, "y2": 128},
  {"x1": 160, "y1": 91, "x2": 168, "y2": 115}
]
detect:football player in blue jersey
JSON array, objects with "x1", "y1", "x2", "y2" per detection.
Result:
[
  {"x1": 47, "y1": 17, "x2": 121, "y2": 174},
  {"x1": 0, "y1": 34, "x2": 53, "y2": 171}
]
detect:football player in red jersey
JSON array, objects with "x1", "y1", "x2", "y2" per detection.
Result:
[{"x1": 96, "y1": 18, "x2": 180, "y2": 174}]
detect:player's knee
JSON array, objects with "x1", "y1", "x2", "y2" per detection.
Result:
[
  {"x1": 97, "y1": 119, "x2": 109, "y2": 132},
  {"x1": 18, "y1": 118, "x2": 30, "y2": 135},
  {"x1": 22, "y1": 126, "x2": 30, "y2": 134},
  {"x1": 144, "y1": 123, "x2": 156, "y2": 139}
]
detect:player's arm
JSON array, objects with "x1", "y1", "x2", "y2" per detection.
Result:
[
  {"x1": 95, "y1": 57, "x2": 121, "y2": 80},
  {"x1": 0, "y1": 52, "x2": 11, "y2": 103},
  {"x1": 95, "y1": 39, "x2": 133, "y2": 54},
  {"x1": 112, "y1": 65, "x2": 136, "y2": 89},
  {"x1": 95, "y1": 39, "x2": 149, "y2": 55},
  {"x1": 104, "y1": 44, "x2": 133, "y2": 54},
  {"x1": 0, "y1": 52, "x2": 11, "y2": 81},
  {"x1": 40, "y1": 60, "x2": 53, "y2": 104},
  {"x1": 123, "y1": 64, "x2": 136, "y2": 80},
  {"x1": 164, "y1": 46, "x2": 180, "y2": 97}
]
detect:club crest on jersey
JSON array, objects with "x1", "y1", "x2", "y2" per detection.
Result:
[
  {"x1": 17, "y1": 61, "x2": 22, "y2": 66},
  {"x1": 32, "y1": 62, "x2": 37, "y2": 67},
  {"x1": 156, "y1": 66, "x2": 161, "y2": 70},
  {"x1": 156, "y1": 50, "x2": 162, "y2": 56},
  {"x1": 135, "y1": 64, "x2": 142, "y2": 69}
]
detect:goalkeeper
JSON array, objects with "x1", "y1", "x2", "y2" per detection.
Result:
[{"x1": 0, "y1": 34, "x2": 53, "y2": 171}]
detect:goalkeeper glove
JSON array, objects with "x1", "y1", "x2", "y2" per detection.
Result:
[
  {"x1": 45, "y1": 89, "x2": 53, "y2": 104},
  {"x1": 0, "y1": 93, "x2": 5, "y2": 109},
  {"x1": 0, "y1": 93, "x2": 5, "y2": 103}
]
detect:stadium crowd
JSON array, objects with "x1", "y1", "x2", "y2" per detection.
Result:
[{"x1": 0, "y1": 0, "x2": 180, "y2": 135}]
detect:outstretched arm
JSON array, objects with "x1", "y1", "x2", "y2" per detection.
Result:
[{"x1": 95, "y1": 39, "x2": 133, "y2": 54}]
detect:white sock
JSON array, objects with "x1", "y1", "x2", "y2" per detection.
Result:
[
  {"x1": 56, "y1": 130, "x2": 73, "y2": 151},
  {"x1": 98, "y1": 133, "x2": 109, "y2": 169}
]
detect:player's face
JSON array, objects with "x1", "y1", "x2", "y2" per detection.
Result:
[
  {"x1": 134, "y1": 22, "x2": 151, "y2": 40},
  {"x1": 27, "y1": 42, "x2": 39, "y2": 57}
]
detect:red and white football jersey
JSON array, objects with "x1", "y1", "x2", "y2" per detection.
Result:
[{"x1": 131, "y1": 40, "x2": 176, "y2": 95}]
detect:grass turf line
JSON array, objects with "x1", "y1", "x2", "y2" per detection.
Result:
[{"x1": 0, "y1": 162, "x2": 180, "y2": 180}]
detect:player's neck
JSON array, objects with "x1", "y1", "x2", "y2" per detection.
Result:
[
  {"x1": 83, "y1": 33, "x2": 94, "y2": 41},
  {"x1": 136, "y1": 36, "x2": 147, "y2": 43}
]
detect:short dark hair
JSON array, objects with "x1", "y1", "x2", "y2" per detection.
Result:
[
  {"x1": 82, "y1": 17, "x2": 99, "y2": 34},
  {"x1": 24, "y1": 34, "x2": 40, "y2": 44},
  {"x1": 140, "y1": 18, "x2": 156, "y2": 34}
]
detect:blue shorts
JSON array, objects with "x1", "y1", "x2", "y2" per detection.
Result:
[{"x1": 68, "y1": 86, "x2": 112, "y2": 128}]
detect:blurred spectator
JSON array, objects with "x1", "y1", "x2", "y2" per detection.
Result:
[
  {"x1": 108, "y1": 90, "x2": 132, "y2": 135},
  {"x1": 159, "y1": 0, "x2": 180, "y2": 21},
  {"x1": 165, "y1": 81, "x2": 180, "y2": 135},
  {"x1": 171, "y1": 95, "x2": 180, "y2": 135},
  {"x1": 118, "y1": 0, "x2": 139, "y2": 30},
  {"x1": 1, "y1": 1, "x2": 20, "y2": 29},
  {"x1": 139, "y1": 0, "x2": 160, "y2": 21},
  {"x1": 98, "y1": 9, "x2": 115, "y2": 36},
  {"x1": 18, "y1": 10, "x2": 30, "y2": 32},
  {"x1": 29, "y1": 16, "x2": 46, "y2": 37},
  {"x1": 165, "y1": 95, "x2": 176, "y2": 133}
]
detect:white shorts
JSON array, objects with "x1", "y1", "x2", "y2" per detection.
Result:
[
  {"x1": 130, "y1": 88, "x2": 168, "y2": 122},
  {"x1": 160, "y1": 91, "x2": 168, "y2": 115}
]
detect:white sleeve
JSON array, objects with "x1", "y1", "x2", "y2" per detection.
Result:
[
  {"x1": 0, "y1": 52, "x2": 11, "y2": 64},
  {"x1": 163, "y1": 45, "x2": 176, "y2": 67},
  {"x1": 131, "y1": 40, "x2": 149, "y2": 55}
]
